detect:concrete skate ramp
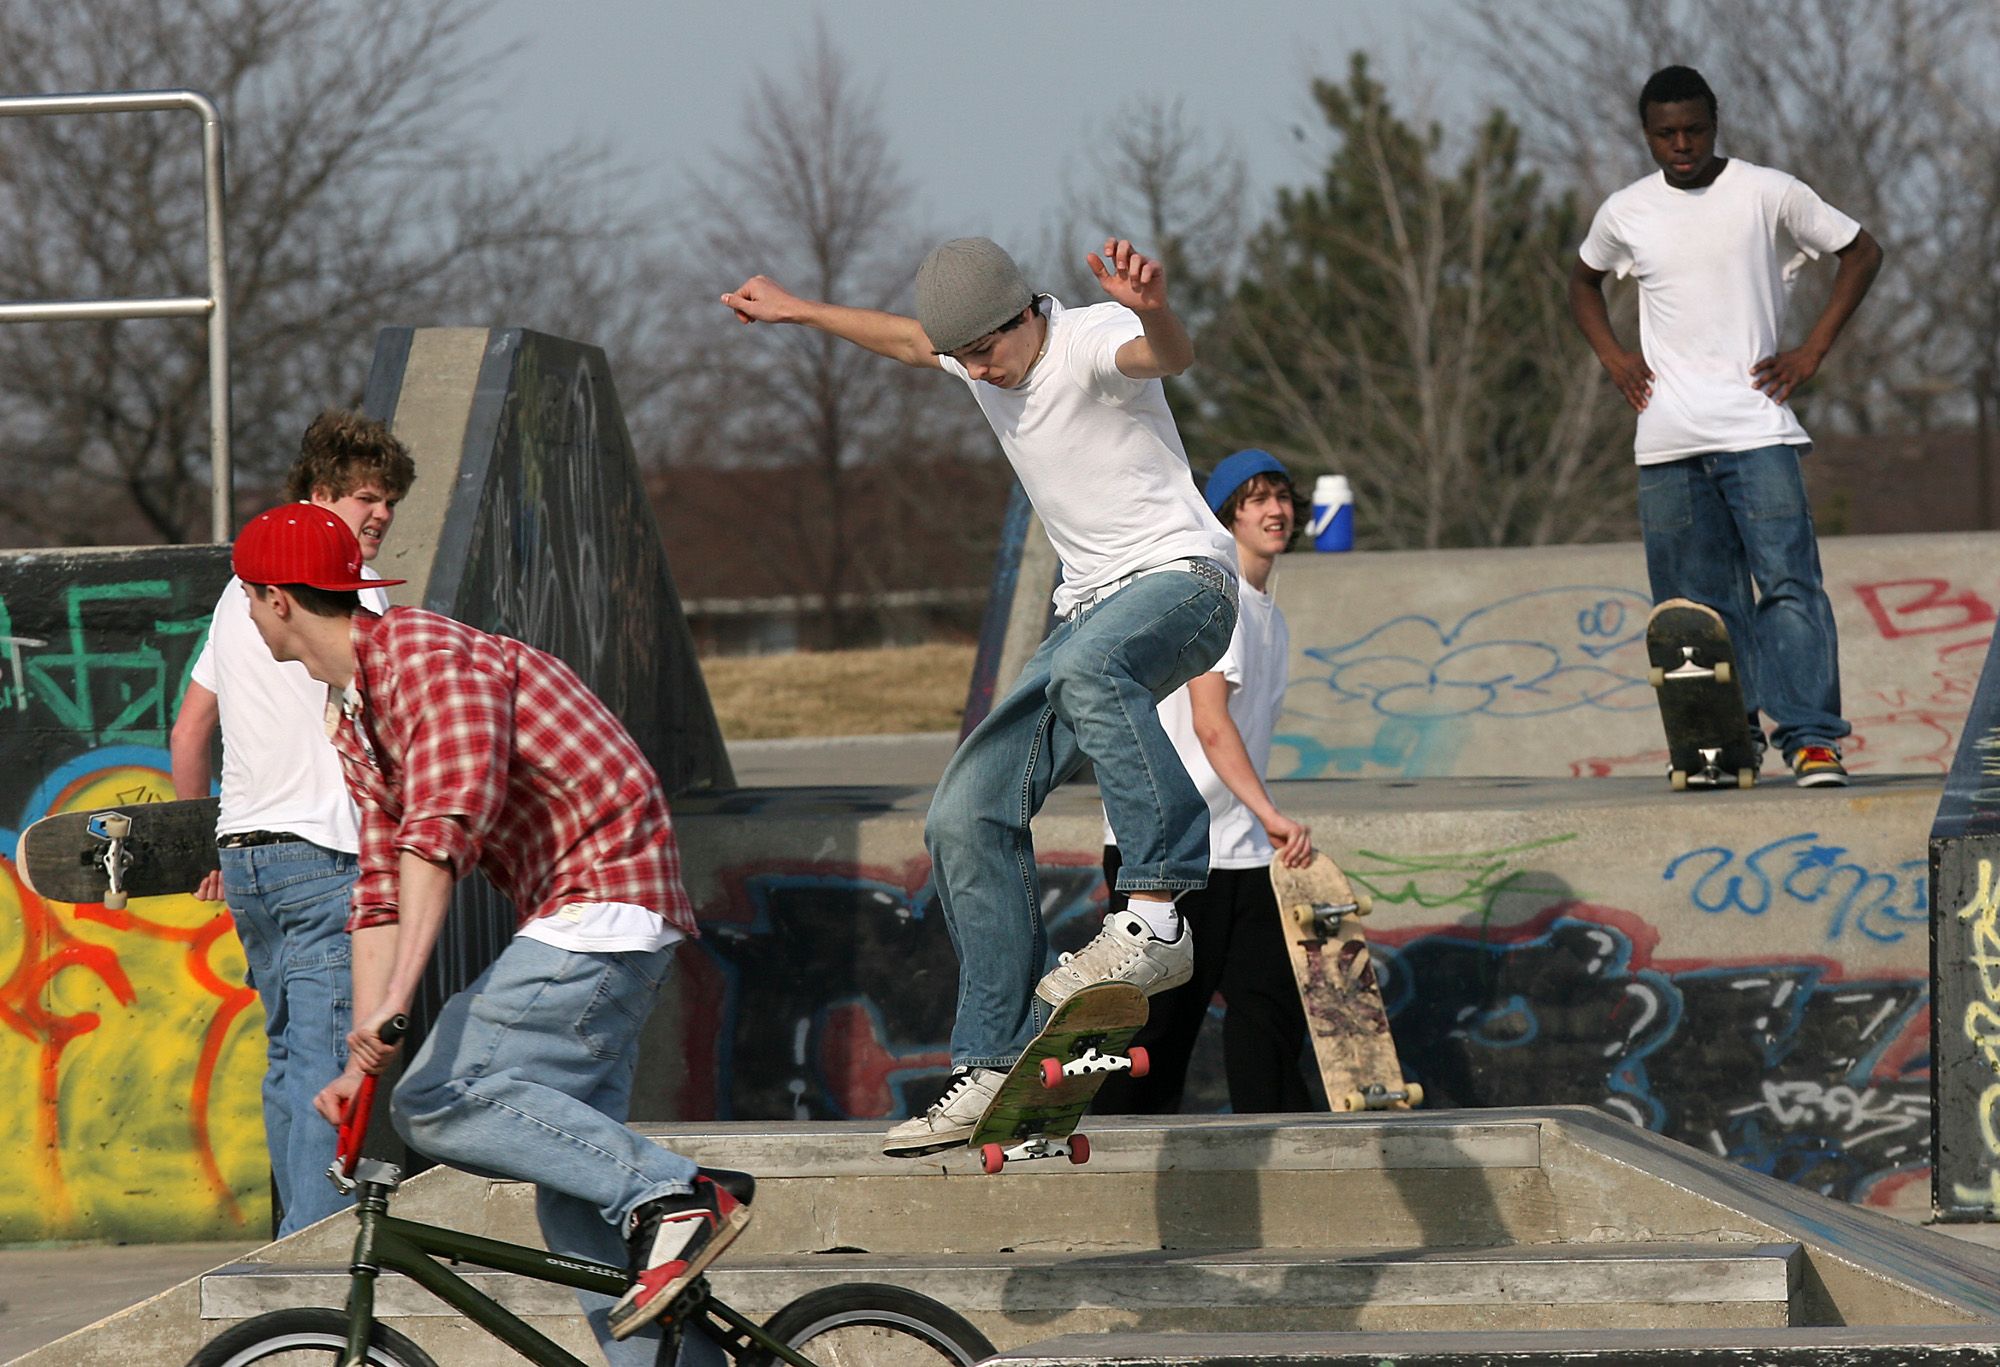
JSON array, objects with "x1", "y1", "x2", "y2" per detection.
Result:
[
  {"x1": 1265, "y1": 532, "x2": 1997, "y2": 781},
  {"x1": 651, "y1": 770, "x2": 1938, "y2": 1216},
  {"x1": 362, "y1": 326, "x2": 731, "y2": 796}
]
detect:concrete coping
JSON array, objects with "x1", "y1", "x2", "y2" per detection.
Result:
[
  {"x1": 986, "y1": 1324, "x2": 2000, "y2": 1364},
  {"x1": 629, "y1": 1113, "x2": 1544, "y2": 1177}
]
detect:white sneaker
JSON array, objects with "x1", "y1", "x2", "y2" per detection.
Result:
[
  {"x1": 1036, "y1": 912, "x2": 1194, "y2": 1008},
  {"x1": 882, "y1": 1067, "x2": 1006, "y2": 1156}
]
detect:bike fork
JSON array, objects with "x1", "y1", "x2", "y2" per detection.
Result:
[{"x1": 342, "y1": 1185, "x2": 389, "y2": 1367}]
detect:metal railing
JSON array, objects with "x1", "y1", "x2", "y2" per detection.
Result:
[{"x1": 0, "y1": 90, "x2": 232, "y2": 541}]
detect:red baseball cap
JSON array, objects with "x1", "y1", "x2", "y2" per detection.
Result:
[{"x1": 233, "y1": 504, "x2": 407, "y2": 591}]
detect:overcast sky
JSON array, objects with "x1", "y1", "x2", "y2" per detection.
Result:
[{"x1": 471, "y1": 0, "x2": 1491, "y2": 255}]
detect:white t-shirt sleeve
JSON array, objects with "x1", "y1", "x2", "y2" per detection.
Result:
[
  {"x1": 1578, "y1": 198, "x2": 1632, "y2": 277},
  {"x1": 1211, "y1": 614, "x2": 1247, "y2": 690},
  {"x1": 1776, "y1": 178, "x2": 1861, "y2": 259},
  {"x1": 1065, "y1": 306, "x2": 1149, "y2": 405},
  {"x1": 188, "y1": 581, "x2": 236, "y2": 692}
]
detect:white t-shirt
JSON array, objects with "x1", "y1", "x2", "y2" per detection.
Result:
[
  {"x1": 1103, "y1": 576, "x2": 1290, "y2": 869},
  {"x1": 1578, "y1": 159, "x2": 1861, "y2": 464},
  {"x1": 190, "y1": 571, "x2": 390, "y2": 850},
  {"x1": 518, "y1": 900, "x2": 685, "y2": 953},
  {"x1": 939, "y1": 296, "x2": 1234, "y2": 614}
]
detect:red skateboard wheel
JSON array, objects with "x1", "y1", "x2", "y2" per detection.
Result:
[
  {"x1": 1127, "y1": 1046, "x2": 1150, "y2": 1079},
  {"x1": 1067, "y1": 1133, "x2": 1090, "y2": 1165},
  {"x1": 981, "y1": 1142, "x2": 1006, "y2": 1175},
  {"x1": 1041, "y1": 1057, "x2": 1064, "y2": 1089}
]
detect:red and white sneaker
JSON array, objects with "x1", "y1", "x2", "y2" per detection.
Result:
[{"x1": 607, "y1": 1170, "x2": 755, "y2": 1340}]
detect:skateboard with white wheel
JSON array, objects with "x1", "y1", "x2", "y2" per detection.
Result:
[
  {"x1": 967, "y1": 983, "x2": 1148, "y2": 1174},
  {"x1": 17, "y1": 796, "x2": 219, "y2": 909},
  {"x1": 1273, "y1": 853, "x2": 1422, "y2": 1113},
  {"x1": 1646, "y1": 598, "x2": 1759, "y2": 791}
]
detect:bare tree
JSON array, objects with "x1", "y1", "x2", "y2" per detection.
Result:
[
  {"x1": 0, "y1": 0, "x2": 654, "y2": 547},
  {"x1": 683, "y1": 24, "x2": 994, "y2": 647},
  {"x1": 1045, "y1": 99, "x2": 1250, "y2": 313},
  {"x1": 1194, "y1": 57, "x2": 1635, "y2": 549}
]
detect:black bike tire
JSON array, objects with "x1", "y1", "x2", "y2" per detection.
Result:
[
  {"x1": 752, "y1": 1282, "x2": 994, "y2": 1366},
  {"x1": 186, "y1": 1307, "x2": 441, "y2": 1367}
]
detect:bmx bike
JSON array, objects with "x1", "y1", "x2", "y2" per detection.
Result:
[{"x1": 187, "y1": 1019, "x2": 992, "y2": 1367}]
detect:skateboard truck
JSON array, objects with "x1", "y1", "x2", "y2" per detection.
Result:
[
  {"x1": 1038, "y1": 1038, "x2": 1150, "y2": 1089},
  {"x1": 85, "y1": 812, "x2": 133, "y2": 910},
  {"x1": 1291, "y1": 894, "x2": 1372, "y2": 939},
  {"x1": 1339, "y1": 1080, "x2": 1426, "y2": 1112},
  {"x1": 981, "y1": 1131, "x2": 1092, "y2": 1174},
  {"x1": 1650, "y1": 645, "x2": 1733, "y2": 688}
]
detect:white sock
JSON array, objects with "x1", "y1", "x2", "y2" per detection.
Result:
[{"x1": 1122, "y1": 896, "x2": 1181, "y2": 941}]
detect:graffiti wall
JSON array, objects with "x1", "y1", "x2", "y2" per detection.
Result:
[
  {"x1": 0, "y1": 546, "x2": 273, "y2": 1241},
  {"x1": 1930, "y1": 620, "x2": 2000, "y2": 1219},
  {"x1": 1271, "y1": 534, "x2": 2000, "y2": 780},
  {"x1": 660, "y1": 781, "x2": 1936, "y2": 1211}
]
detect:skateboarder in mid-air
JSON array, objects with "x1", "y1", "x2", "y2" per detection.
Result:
[
  {"x1": 1569, "y1": 64, "x2": 1882, "y2": 787},
  {"x1": 723, "y1": 236, "x2": 1238, "y2": 1153},
  {"x1": 1096, "y1": 449, "x2": 1319, "y2": 1116}
]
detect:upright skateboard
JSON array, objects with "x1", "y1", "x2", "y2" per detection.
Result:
[
  {"x1": 1645, "y1": 597, "x2": 1758, "y2": 791},
  {"x1": 966, "y1": 982, "x2": 1149, "y2": 1173},
  {"x1": 16, "y1": 796, "x2": 220, "y2": 907},
  {"x1": 1273, "y1": 852, "x2": 1421, "y2": 1112}
]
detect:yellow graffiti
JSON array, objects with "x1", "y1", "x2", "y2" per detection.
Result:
[
  {"x1": 0, "y1": 764, "x2": 268, "y2": 1241},
  {"x1": 1958, "y1": 859, "x2": 2000, "y2": 1215}
]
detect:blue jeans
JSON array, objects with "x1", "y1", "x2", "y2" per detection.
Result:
[
  {"x1": 392, "y1": 936, "x2": 701, "y2": 1367},
  {"x1": 1637, "y1": 445, "x2": 1849, "y2": 759},
  {"x1": 926, "y1": 561, "x2": 1236, "y2": 1069},
  {"x1": 221, "y1": 840, "x2": 358, "y2": 1236}
]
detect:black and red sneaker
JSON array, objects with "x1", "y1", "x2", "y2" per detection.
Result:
[{"x1": 607, "y1": 1169, "x2": 755, "y2": 1340}]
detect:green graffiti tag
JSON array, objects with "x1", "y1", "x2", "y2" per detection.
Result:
[
  {"x1": 7, "y1": 582, "x2": 212, "y2": 745},
  {"x1": 1344, "y1": 833, "x2": 1581, "y2": 923}
]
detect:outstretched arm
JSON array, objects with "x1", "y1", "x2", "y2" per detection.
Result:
[
  {"x1": 1750, "y1": 228, "x2": 1884, "y2": 404},
  {"x1": 1090, "y1": 239, "x2": 1195, "y2": 379},
  {"x1": 1568, "y1": 258, "x2": 1653, "y2": 412},
  {"x1": 721, "y1": 274, "x2": 940, "y2": 370},
  {"x1": 1186, "y1": 674, "x2": 1313, "y2": 868}
]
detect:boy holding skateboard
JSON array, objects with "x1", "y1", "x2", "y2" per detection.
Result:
[
  {"x1": 1096, "y1": 449, "x2": 1318, "y2": 1115},
  {"x1": 229, "y1": 505, "x2": 741, "y2": 1359},
  {"x1": 1569, "y1": 65, "x2": 1882, "y2": 787},
  {"x1": 170, "y1": 411, "x2": 413, "y2": 1234},
  {"x1": 722, "y1": 237, "x2": 1237, "y2": 1153}
]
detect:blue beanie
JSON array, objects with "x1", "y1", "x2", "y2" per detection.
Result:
[{"x1": 1204, "y1": 449, "x2": 1289, "y2": 515}]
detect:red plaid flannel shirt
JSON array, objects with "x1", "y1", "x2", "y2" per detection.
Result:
[{"x1": 331, "y1": 608, "x2": 695, "y2": 936}]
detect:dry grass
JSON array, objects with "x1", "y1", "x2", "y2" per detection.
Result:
[{"x1": 701, "y1": 643, "x2": 976, "y2": 740}]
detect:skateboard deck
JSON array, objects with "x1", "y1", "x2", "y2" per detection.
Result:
[
  {"x1": 1273, "y1": 853, "x2": 1421, "y2": 1112},
  {"x1": 967, "y1": 982, "x2": 1149, "y2": 1173},
  {"x1": 16, "y1": 796, "x2": 220, "y2": 908},
  {"x1": 1646, "y1": 598, "x2": 1758, "y2": 791}
]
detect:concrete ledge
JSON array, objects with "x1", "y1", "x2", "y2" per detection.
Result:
[
  {"x1": 987, "y1": 1325, "x2": 2000, "y2": 1365},
  {"x1": 201, "y1": 1242, "x2": 1799, "y2": 1318}
]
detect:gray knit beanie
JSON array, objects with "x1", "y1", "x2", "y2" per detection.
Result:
[{"x1": 914, "y1": 237, "x2": 1033, "y2": 354}]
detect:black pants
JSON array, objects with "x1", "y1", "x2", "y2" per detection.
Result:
[{"x1": 1093, "y1": 845, "x2": 1312, "y2": 1114}]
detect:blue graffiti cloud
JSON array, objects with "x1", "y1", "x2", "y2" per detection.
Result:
[{"x1": 1289, "y1": 586, "x2": 1655, "y2": 723}]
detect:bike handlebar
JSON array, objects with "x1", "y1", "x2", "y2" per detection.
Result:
[{"x1": 333, "y1": 1014, "x2": 408, "y2": 1178}]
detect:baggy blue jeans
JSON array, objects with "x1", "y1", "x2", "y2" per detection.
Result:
[
  {"x1": 221, "y1": 840, "x2": 358, "y2": 1236},
  {"x1": 925, "y1": 561, "x2": 1236, "y2": 1070},
  {"x1": 1636, "y1": 444, "x2": 1849, "y2": 759},
  {"x1": 392, "y1": 936, "x2": 703, "y2": 1367}
]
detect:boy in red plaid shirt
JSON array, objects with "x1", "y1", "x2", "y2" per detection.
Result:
[{"x1": 230, "y1": 503, "x2": 742, "y2": 1359}]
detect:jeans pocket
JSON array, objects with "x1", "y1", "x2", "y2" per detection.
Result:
[
  {"x1": 1737, "y1": 448, "x2": 1810, "y2": 522},
  {"x1": 573, "y1": 955, "x2": 664, "y2": 1061},
  {"x1": 1637, "y1": 462, "x2": 1693, "y2": 534}
]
